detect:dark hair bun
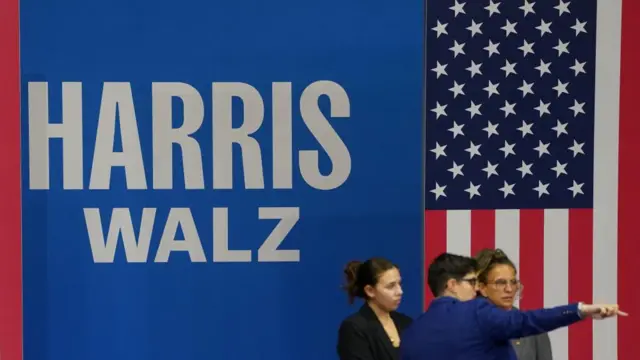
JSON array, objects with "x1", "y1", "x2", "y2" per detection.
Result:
[
  {"x1": 344, "y1": 261, "x2": 362, "y2": 282},
  {"x1": 343, "y1": 261, "x2": 362, "y2": 304}
]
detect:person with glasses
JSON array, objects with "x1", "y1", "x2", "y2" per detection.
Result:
[
  {"x1": 399, "y1": 253, "x2": 626, "y2": 360},
  {"x1": 475, "y1": 248, "x2": 551, "y2": 360}
]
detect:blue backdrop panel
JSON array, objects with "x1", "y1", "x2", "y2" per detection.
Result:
[{"x1": 20, "y1": 1, "x2": 425, "y2": 359}]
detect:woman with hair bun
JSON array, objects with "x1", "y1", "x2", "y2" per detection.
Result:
[
  {"x1": 336, "y1": 258, "x2": 413, "y2": 360},
  {"x1": 475, "y1": 248, "x2": 552, "y2": 360}
]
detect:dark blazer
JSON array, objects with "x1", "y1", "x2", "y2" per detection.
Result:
[
  {"x1": 400, "y1": 296, "x2": 582, "y2": 360},
  {"x1": 337, "y1": 303, "x2": 413, "y2": 360},
  {"x1": 510, "y1": 306, "x2": 553, "y2": 360},
  {"x1": 512, "y1": 332, "x2": 553, "y2": 360}
]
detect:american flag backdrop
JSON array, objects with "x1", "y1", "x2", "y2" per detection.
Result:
[
  {"x1": 0, "y1": 0, "x2": 22, "y2": 358},
  {"x1": 424, "y1": 0, "x2": 640, "y2": 360}
]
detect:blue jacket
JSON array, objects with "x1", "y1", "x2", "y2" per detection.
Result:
[{"x1": 400, "y1": 297, "x2": 582, "y2": 360}]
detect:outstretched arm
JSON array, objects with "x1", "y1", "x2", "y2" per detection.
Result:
[{"x1": 474, "y1": 299, "x2": 582, "y2": 342}]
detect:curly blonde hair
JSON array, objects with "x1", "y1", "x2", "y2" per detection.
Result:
[{"x1": 474, "y1": 248, "x2": 516, "y2": 284}]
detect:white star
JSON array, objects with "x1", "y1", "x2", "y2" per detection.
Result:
[
  {"x1": 466, "y1": 61, "x2": 483, "y2": 78},
  {"x1": 484, "y1": 40, "x2": 500, "y2": 57},
  {"x1": 449, "y1": 81, "x2": 465, "y2": 98},
  {"x1": 432, "y1": 61, "x2": 448, "y2": 78},
  {"x1": 485, "y1": 0, "x2": 501, "y2": 16},
  {"x1": 500, "y1": 101, "x2": 516, "y2": 117},
  {"x1": 535, "y1": 59, "x2": 552, "y2": 77},
  {"x1": 448, "y1": 162, "x2": 464, "y2": 178},
  {"x1": 483, "y1": 121, "x2": 499, "y2": 138},
  {"x1": 501, "y1": 60, "x2": 517, "y2": 77},
  {"x1": 499, "y1": 141, "x2": 516, "y2": 158},
  {"x1": 483, "y1": 80, "x2": 500, "y2": 98},
  {"x1": 465, "y1": 141, "x2": 482, "y2": 159},
  {"x1": 571, "y1": 19, "x2": 587, "y2": 36},
  {"x1": 467, "y1": 20, "x2": 483, "y2": 37},
  {"x1": 552, "y1": 80, "x2": 569, "y2": 97},
  {"x1": 450, "y1": 40, "x2": 466, "y2": 58},
  {"x1": 430, "y1": 142, "x2": 447, "y2": 159},
  {"x1": 448, "y1": 121, "x2": 465, "y2": 138},
  {"x1": 499, "y1": 181, "x2": 515, "y2": 198},
  {"x1": 555, "y1": 0, "x2": 571, "y2": 16},
  {"x1": 570, "y1": 59, "x2": 586, "y2": 76},
  {"x1": 568, "y1": 180, "x2": 584, "y2": 197},
  {"x1": 465, "y1": 182, "x2": 481, "y2": 199},
  {"x1": 517, "y1": 120, "x2": 534, "y2": 138},
  {"x1": 482, "y1": 161, "x2": 499, "y2": 178},
  {"x1": 520, "y1": 0, "x2": 536, "y2": 16},
  {"x1": 533, "y1": 181, "x2": 550, "y2": 198},
  {"x1": 431, "y1": 182, "x2": 447, "y2": 200},
  {"x1": 501, "y1": 20, "x2": 517, "y2": 37},
  {"x1": 432, "y1": 20, "x2": 448, "y2": 38},
  {"x1": 431, "y1": 102, "x2": 448, "y2": 119},
  {"x1": 517, "y1": 161, "x2": 533, "y2": 178},
  {"x1": 450, "y1": 0, "x2": 466, "y2": 17},
  {"x1": 466, "y1": 101, "x2": 482, "y2": 118},
  {"x1": 518, "y1": 80, "x2": 534, "y2": 98},
  {"x1": 536, "y1": 19, "x2": 552, "y2": 37},
  {"x1": 534, "y1": 100, "x2": 551, "y2": 117},
  {"x1": 569, "y1": 100, "x2": 585, "y2": 117},
  {"x1": 569, "y1": 140, "x2": 585, "y2": 157},
  {"x1": 553, "y1": 39, "x2": 570, "y2": 57},
  {"x1": 551, "y1": 120, "x2": 568, "y2": 137},
  {"x1": 533, "y1": 140, "x2": 551, "y2": 157},
  {"x1": 551, "y1": 161, "x2": 568, "y2": 177},
  {"x1": 518, "y1": 40, "x2": 535, "y2": 57}
]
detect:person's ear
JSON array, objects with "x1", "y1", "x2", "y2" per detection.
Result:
[
  {"x1": 446, "y1": 278, "x2": 457, "y2": 294},
  {"x1": 478, "y1": 283, "x2": 488, "y2": 297},
  {"x1": 364, "y1": 284, "x2": 376, "y2": 299}
]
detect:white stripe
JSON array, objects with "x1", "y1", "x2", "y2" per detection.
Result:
[
  {"x1": 594, "y1": 0, "x2": 621, "y2": 358},
  {"x1": 446, "y1": 210, "x2": 471, "y2": 256},
  {"x1": 494, "y1": 210, "x2": 520, "y2": 308},
  {"x1": 544, "y1": 209, "x2": 569, "y2": 360}
]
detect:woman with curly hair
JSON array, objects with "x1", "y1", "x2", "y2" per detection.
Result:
[{"x1": 475, "y1": 248, "x2": 552, "y2": 360}]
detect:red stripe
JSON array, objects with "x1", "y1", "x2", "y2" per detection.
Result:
[
  {"x1": 424, "y1": 210, "x2": 447, "y2": 309},
  {"x1": 568, "y1": 209, "x2": 593, "y2": 360},
  {"x1": 0, "y1": 0, "x2": 22, "y2": 358},
  {"x1": 470, "y1": 209, "x2": 495, "y2": 256},
  {"x1": 618, "y1": 0, "x2": 640, "y2": 357},
  {"x1": 518, "y1": 210, "x2": 544, "y2": 310}
]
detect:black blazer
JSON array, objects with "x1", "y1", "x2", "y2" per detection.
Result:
[{"x1": 337, "y1": 304, "x2": 413, "y2": 360}]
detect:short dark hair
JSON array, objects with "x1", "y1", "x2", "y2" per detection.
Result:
[
  {"x1": 342, "y1": 258, "x2": 397, "y2": 304},
  {"x1": 475, "y1": 248, "x2": 517, "y2": 285},
  {"x1": 427, "y1": 253, "x2": 478, "y2": 297}
]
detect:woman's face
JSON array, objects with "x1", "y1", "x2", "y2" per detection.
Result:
[
  {"x1": 365, "y1": 267, "x2": 404, "y2": 312},
  {"x1": 479, "y1": 264, "x2": 519, "y2": 310}
]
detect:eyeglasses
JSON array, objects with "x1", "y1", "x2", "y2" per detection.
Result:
[
  {"x1": 460, "y1": 277, "x2": 478, "y2": 287},
  {"x1": 488, "y1": 279, "x2": 523, "y2": 291}
]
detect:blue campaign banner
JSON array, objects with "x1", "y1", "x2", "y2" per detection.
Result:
[{"x1": 20, "y1": 1, "x2": 425, "y2": 359}]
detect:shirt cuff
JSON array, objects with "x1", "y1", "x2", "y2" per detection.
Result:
[{"x1": 577, "y1": 302, "x2": 584, "y2": 319}]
